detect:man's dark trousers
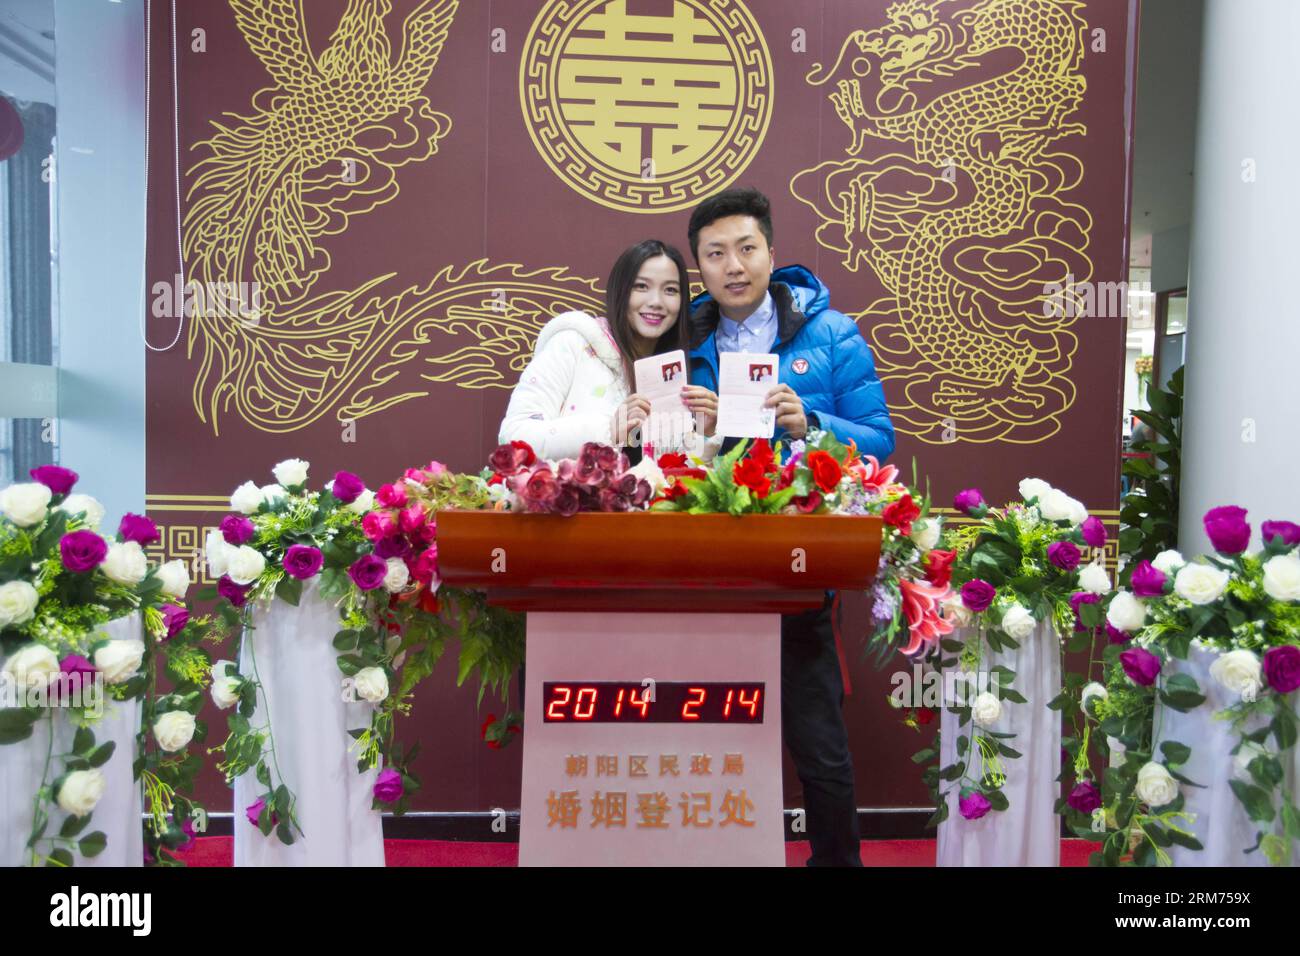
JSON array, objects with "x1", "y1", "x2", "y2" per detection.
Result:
[{"x1": 781, "y1": 592, "x2": 862, "y2": 866}]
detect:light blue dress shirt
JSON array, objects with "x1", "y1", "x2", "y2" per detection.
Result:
[{"x1": 715, "y1": 291, "x2": 777, "y2": 355}]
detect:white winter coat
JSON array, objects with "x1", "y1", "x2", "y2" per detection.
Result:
[{"x1": 498, "y1": 311, "x2": 718, "y2": 461}]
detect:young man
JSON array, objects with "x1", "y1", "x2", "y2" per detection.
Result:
[{"x1": 686, "y1": 186, "x2": 895, "y2": 866}]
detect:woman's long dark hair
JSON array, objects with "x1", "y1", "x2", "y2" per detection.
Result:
[{"x1": 605, "y1": 239, "x2": 692, "y2": 387}]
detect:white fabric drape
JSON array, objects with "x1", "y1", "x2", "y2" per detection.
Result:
[
  {"x1": 1154, "y1": 644, "x2": 1299, "y2": 866},
  {"x1": 232, "y1": 579, "x2": 384, "y2": 866},
  {"x1": 936, "y1": 621, "x2": 1062, "y2": 866},
  {"x1": 0, "y1": 613, "x2": 143, "y2": 867}
]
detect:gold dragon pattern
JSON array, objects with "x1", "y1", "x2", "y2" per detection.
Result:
[
  {"x1": 791, "y1": 0, "x2": 1093, "y2": 444},
  {"x1": 182, "y1": 0, "x2": 604, "y2": 434}
]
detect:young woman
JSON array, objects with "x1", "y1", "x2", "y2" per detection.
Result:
[{"x1": 498, "y1": 239, "x2": 719, "y2": 460}]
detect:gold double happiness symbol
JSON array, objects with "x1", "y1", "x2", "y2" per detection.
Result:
[{"x1": 520, "y1": 0, "x2": 773, "y2": 213}]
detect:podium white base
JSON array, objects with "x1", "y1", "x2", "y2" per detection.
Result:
[{"x1": 519, "y1": 611, "x2": 784, "y2": 866}]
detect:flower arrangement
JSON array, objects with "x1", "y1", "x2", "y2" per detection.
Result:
[
  {"x1": 0, "y1": 466, "x2": 184, "y2": 865},
  {"x1": 916, "y1": 478, "x2": 1096, "y2": 826},
  {"x1": 1077, "y1": 507, "x2": 1299, "y2": 865},
  {"x1": 486, "y1": 440, "x2": 653, "y2": 514}
]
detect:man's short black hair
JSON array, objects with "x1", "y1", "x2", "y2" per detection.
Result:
[{"x1": 687, "y1": 186, "x2": 773, "y2": 261}]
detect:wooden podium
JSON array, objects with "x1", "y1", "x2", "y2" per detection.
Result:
[{"x1": 436, "y1": 511, "x2": 882, "y2": 867}]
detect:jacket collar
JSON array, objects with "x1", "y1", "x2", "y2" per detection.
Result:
[{"x1": 690, "y1": 281, "x2": 810, "y2": 350}]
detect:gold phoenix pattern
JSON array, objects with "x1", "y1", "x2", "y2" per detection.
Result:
[
  {"x1": 182, "y1": 0, "x2": 607, "y2": 433},
  {"x1": 790, "y1": 0, "x2": 1093, "y2": 445},
  {"x1": 519, "y1": 0, "x2": 773, "y2": 213}
]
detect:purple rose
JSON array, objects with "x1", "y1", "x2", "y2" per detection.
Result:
[
  {"x1": 1106, "y1": 623, "x2": 1131, "y2": 644},
  {"x1": 219, "y1": 513, "x2": 255, "y2": 546},
  {"x1": 1048, "y1": 540, "x2": 1081, "y2": 571},
  {"x1": 30, "y1": 465, "x2": 78, "y2": 495},
  {"x1": 1067, "y1": 780, "x2": 1102, "y2": 814},
  {"x1": 59, "y1": 530, "x2": 107, "y2": 573},
  {"x1": 1204, "y1": 505, "x2": 1250, "y2": 555},
  {"x1": 1262, "y1": 521, "x2": 1300, "y2": 548},
  {"x1": 960, "y1": 579, "x2": 996, "y2": 614},
  {"x1": 218, "y1": 574, "x2": 253, "y2": 607},
  {"x1": 118, "y1": 513, "x2": 160, "y2": 546},
  {"x1": 283, "y1": 544, "x2": 324, "y2": 580},
  {"x1": 160, "y1": 603, "x2": 189, "y2": 639},
  {"x1": 245, "y1": 798, "x2": 278, "y2": 828},
  {"x1": 1129, "y1": 560, "x2": 1168, "y2": 598},
  {"x1": 958, "y1": 791, "x2": 992, "y2": 820},
  {"x1": 1263, "y1": 645, "x2": 1300, "y2": 694},
  {"x1": 1120, "y1": 647, "x2": 1161, "y2": 686},
  {"x1": 952, "y1": 488, "x2": 985, "y2": 516},
  {"x1": 331, "y1": 471, "x2": 365, "y2": 505},
  {"x1": 52, "y1": 654, "x2": 97, "y2": 700},
  {"x1": 1080, "y1": 516, "x2": 1108, "y2": 549},
  {"x1": 553, "y1": 486, "x2": 582, "y2": 517},
  {"x1": 171, "y1": 814, "x2": 197, "y2": 852},
  {"x1": 374, "y1": 535, "x2": 411, "y2": 560},
  {"x1": 373, "y1": 768, "x2": 404, "y2": 804},
  {"x1": 1070, "y1": 591, "x2": 1099, "y2": 631},
  {"x1": 348, "y1": 554, "x2": 388, "y2": 591}
]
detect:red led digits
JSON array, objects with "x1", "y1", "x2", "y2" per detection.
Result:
[
  {"x1": 574, "y1": 686, "x2": 597, "y2": 720},
  {"x1": 682, "y1": 687, "x2": 705, "y2": 720},
  {"x1": 546, "y1": 686, "x2": 571, "y2": 720},
  {"x1": 739, "y1": 687, "x2": 760, "y2": 718},
  {"x1": 724, "y1": 689, "x2": 734, "y2": 718},
  {"x1": 629, "y1": 686, "x2": 650, "y2": 718},
  {"x1": 614, "y1": 688, "x2": 625, "y2": 717}
]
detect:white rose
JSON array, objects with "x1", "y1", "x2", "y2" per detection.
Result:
[
  {"x1": 1134, "y1": 761, "x2": 1179, "y2": 807},
  {"x1": 1151, "y1": 550, "x2": 1186, "y2": 575},
  {"x1": 225, "y1": 545, "x2": 266, "y2": 586},
  {"x1": 1106, "y1": 591, "x2": 1147, "y2": 632},
  {"x1": 272, "y1": 458, "x2": 310, "y2": 488},
  {"x1": 1232, "y1": 742, "x2": 1268, "y2": 784},
  {"x1": 56, "y1": 769, "x2": 106, "y2": 818},
  {"x1": 344, "y1": 488, "x2": 375, "y2": 514},
  {"x1": 0, "y1": 482, "x2": 52, "y2": 527},
  {"x1": 1173, "y1": 564, "x2": 1230, "y2": 606},
  {"x1": 152, "y1": 710, "x2": 196, "y2": 752},
  {"x1": 383, "y1": 557, "x2": 410, "y2": 594},
  {"x1": 910, "y1": 518, "x2": 941, "y2": 552},
  {"x1": 1209, "y1": 649, "x2": 1262, "y2": 702},
  {"x1": 100, "y1": 540, "x2": 148, "y2": 586},
  {"x1": 1081, "y1": 681, "x2": 1109, "y2": 713},
  {"x1": 1079, "y1": 562, "x2": 1112, "y2": 595},
  {"x1": 260, "y1": 484, "x2": 288, "y2": 507},
  {"x1": 1106, "y1": 735, "x2": 1128, "y2": 769},
  {"x1": 942, "y1": 594, "x2": 973, "y2": 627},
  {"x1": 0, "y1": 580, "x2": 40, "y2": 628},
  {"x1": 971, "y1": 691, "x2": 1003, "y2": 727},
  {"x1": 1000, "y1": 603, "x2": 1037, "y2": 640},
  {"x1": 156, "y1": 559, "x2": 191, "y2": 599},
  {"x1": 93, "y1": 639, "x2": 144, "y2": 685},
  {"x1": 229, "y1": 481, "x2": 263, "y2": 515},
  {"x1": 628, "y1": 456, "x2": 666, "y2": 493},
  {"x1": 58, "y1": 493, "x2": 104, "y2": 529},
  {"x1": 210, "y1": 661, "x2": 241, "y2": 709},
  {"x1": 353, "y1": 666, "x2": 389, "y2": 703},
  {"x1": 1262, "y1": 554, "x2": 1300, "y2": 602},
  {"x1": 205, "y1": 529, "x2": 232, "y2": 579},
  {"x1": 2, "y1": 643, "x2": 59, "y2": 690},
  {"x1": 1041, "y1": 487, "x2": 1087, "y2": 525},
  {"x1": 1019, "y1": 478, "x2": 1052, "y2": 503}
]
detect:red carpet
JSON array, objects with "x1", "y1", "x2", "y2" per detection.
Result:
[{"x1": 181, "y1": 837, "x2": 1099, "y2": 866}]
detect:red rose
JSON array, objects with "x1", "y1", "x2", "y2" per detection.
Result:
[
  {"x1": 777, "y1": 459, "x2": 797, "y2": 490},
  {"x1": 883, "y1": 494, "x2": 921, "y2": 535},
  {"x1": 748, "y1": 439, "x2": 777, "y2": 473},
  {"x1": 733, "y1": 457, "x2": 772, "y2": 498},
  {"x1": 915, "y1": 707, "x2": 935, "y2": 726},
  {"x1": 806, "y1": 451, "x2": 843, "y2": 494},
  {"x1": 794, "y1": 491, "x2": 823, "y2": 513},
  {"x1": 657, "y1": 452, "x2": 688, "y2": 469},
  {"x1": 418, "y1": 587, "x2": 440, "y2": 614},
  {"x1": 924, "y1": 549, "x2": 957, "y2": 588}
]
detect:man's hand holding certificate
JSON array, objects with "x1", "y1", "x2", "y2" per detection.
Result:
[{"x1": 716, "y1": 352, "x2": 780, "y2": 438}]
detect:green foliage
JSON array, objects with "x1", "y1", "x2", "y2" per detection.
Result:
[{"x1": 1118, "y1": 367, "x2": 1182, "y2": 582}]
